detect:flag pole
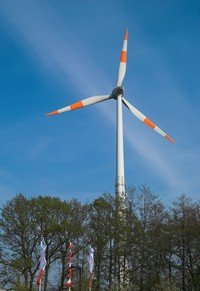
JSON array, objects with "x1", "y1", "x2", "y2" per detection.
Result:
[
  {"x1": 36, "y1": 240, "x2": 46, "y2": 291},
  {"x1": 66, "y1": 242, "x2": 72, "y2": 291},
  {"x1": 38, "y1": 280, "x2": 42, "y2": 291},
  {"x1": 88, "y1": 271, "x2": 93, "y2": 291},
  {"x1": 69, "y1": 242, "x2": 72, "y2": 291},
  {"x1": 89, "y1": 275, "x2": 92, "y2": 291},
  {"x1": 39, "y1": 273, "x2": 42, "y2": 291},
  {"x1": 88, "y1": 246, "x2": 94, "y2": 291}
]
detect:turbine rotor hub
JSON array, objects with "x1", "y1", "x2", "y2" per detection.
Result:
[{"x1": 110, "y1": 86, "x2": 125, "y2": 100}]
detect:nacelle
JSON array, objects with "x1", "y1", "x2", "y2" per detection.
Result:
[{"x1": 110, "y1": 86, "x2": 125, "y2": 99}]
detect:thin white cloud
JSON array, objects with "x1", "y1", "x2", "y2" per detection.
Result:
[
  {"x1": 0, "y1": 1, "x2": 110, "y2": 95},
  {"x1": 124, "y1": 124, "x2": 185, "y2": 192}
]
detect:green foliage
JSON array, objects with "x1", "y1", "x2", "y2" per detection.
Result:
[{"x1": 0, "y1": 188, "x2": 200, "y2": 290}]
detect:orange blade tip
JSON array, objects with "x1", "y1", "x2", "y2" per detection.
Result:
[
  {"x1": 124, "y1": 29, "x2": 128, "y2": 40},
  {"x1": 46, "y1": 110, "x2": 59, "y2": 117},
  {"x1": 165, "y1": 134, "x2": 175, "y2": 144}
]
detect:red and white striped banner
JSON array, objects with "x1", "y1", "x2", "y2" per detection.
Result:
[
  {"x1": 88, "y1": 246, "x2": 94, "y2": 289},
  {"x1": 36, "y1": 240, "x2": 46, "y2": 287},
  {"x1": 66, "y1": 242, "x2": 72, "y2": 289}
]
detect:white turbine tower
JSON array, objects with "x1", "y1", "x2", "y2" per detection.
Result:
[{"x1": 46, "y1": 30, "x2": 175, "y2": 202}]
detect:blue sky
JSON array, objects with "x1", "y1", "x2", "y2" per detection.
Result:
[{"x1": 0, "y1": 0, "x2": 199, "y2": 206}]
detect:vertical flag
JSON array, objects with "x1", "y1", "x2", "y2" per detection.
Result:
[
  {"x1": 88, "y1": 246, "x2": 94, "y2": 289},
  {"x1": 36, "y1": 240, "x2": 47, "y2": 287},
  {"x1": 66, "y1": 242, "x2": 72, "y2": 289}
]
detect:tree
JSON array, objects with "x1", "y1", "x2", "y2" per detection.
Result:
[
  {"x1": 1, "y1": 189, "x2": 200, "y2": 290},
  {"x1": 128, "y1": 185, "x2": 168, "y2": 289},
  {"x1": 169, "y1": 194, "x2": 200, "y2": 290},
  {"x1": 56, "y1": 199, "x2": 89, "y2": 291},
  {"x1": 88, "y1": 194, "x2": 116, "y2": 290},
  {"x1": 0, "y1": 194, "x2": 39, "y2": 290}
]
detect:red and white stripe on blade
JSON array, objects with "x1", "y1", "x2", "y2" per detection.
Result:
[
  {"x1": 117, "y1": 30, "x2": 128, "y2": 87},
  {"x1": 122, "y1": 97, "x2": 175, "y2": 143},
  {"x1": 46, "y1": 95, "x2": 110, "y2": 116}
]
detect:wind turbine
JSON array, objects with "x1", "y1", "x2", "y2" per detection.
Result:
[{"x1": 46, "y1": 30, "x2": 175, "y2": 203}]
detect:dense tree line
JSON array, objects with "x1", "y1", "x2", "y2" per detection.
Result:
[{"x1": 0, "y1": 186, "x2": 200, "y2": 290}]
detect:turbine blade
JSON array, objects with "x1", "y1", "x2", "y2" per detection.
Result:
[
  {"x1": 46, "y1": 95, "x2": 110, "y2": 116},
  {"x1": 117, "y1": 30, "x2": 128, "y2": 87},
  {"x1": 122, "y1": 97, "x2": 175, "y2": 143}
]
